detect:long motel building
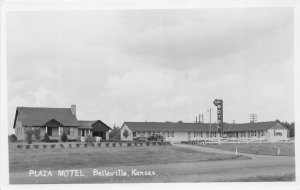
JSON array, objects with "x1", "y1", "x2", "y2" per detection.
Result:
[{"x1": 120, "y1": 120, "x2": 289, "y2": 142}]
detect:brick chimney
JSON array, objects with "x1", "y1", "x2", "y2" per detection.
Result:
[{"x1": 71, "y1": 105, "x2": 76, "y2": 116}]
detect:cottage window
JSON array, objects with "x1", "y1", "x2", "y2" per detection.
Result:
[
  {"x1": 63, "y1": 127, "x2": 71, "y2": 135},
  {"x1": 275, "y1": 132, "x2": 282, "y2": 136}
]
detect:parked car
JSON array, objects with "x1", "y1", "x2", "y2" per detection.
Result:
[
  {"x1": 133, "y1": 137, "x2": 148, "y2": 141},
  {"x1": 147, "y1": 133, "x2": 164, "y2": 141}
]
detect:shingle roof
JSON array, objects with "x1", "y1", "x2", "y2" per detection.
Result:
[
  {"x1": 223, "y1": 121, "x2": 279, "y2": 132},
  {"x1": 14, "y1": 107, "x2": 80, "y2": 128},
  {"x1": 78, "y1": 120, "x2": 96, "y2": 129},
  {"x1": 123, "y1": 121, "x2": 284, "y2": 132}
]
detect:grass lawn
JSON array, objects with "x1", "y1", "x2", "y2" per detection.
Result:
[
  {"x1": 9, "y1": 143, "x2": 245, "y2": 173},
  {"x1": 205, "y1": 143, "x2": 295, "y2": 156}
]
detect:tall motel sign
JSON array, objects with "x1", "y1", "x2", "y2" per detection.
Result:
[{"x1": 213, "y1": 99, "x2": 223, "y2": 137}]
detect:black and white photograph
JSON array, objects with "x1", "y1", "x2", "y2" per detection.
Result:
[{"x1": 0, "y1": 0, "x2": 299, "y2": 189}]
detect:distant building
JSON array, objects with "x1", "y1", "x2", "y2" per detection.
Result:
[
  {"x1": 120, "y1": 120, "x2": 289, "y2": 142},
  {"x1": 13, "y1": 105, "x2": 111, "y2": 141}
]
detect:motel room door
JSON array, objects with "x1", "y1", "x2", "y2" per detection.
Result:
[{"x1": 187, "y1": 132, "x2": 191, "y2": 141}]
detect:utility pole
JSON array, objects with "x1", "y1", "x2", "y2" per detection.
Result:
[
  {"x1": 207, "y1": 108, "x2": 212, "y2": 138},
  {"x1": 249, "y1": 114, "x2": 258, "y2": 123}
]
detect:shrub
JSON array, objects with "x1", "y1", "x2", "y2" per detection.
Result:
[
  {"x1": 61, "y1": 132, "x2": 68, "y2": 142},
  {"x1": 119, "y1": 142, "x2": 122, "y2": 147},
  {"x1": 85, "y1": 135, "x2": 95, "y2": 144},
  {"x1": 76, "y1": 136, "x2": 81, "y2": 142},
  {"x1": 127, "y1": 142, "x2": 132, "y2": 147},
  {"x1": 33, "y1": 144, "x2": 39, "y2": 149},
  {"x1": 152, "y1": 142, "x2": 156, "y2": 146},
  {"x1": 146, "y1": 142, "x2": 150, "y2": 146},
  {"x1": 43, "y1": 144, "x2": 47, "y2": 149},
  {"x1": 59, "y1": 144, "x2": 64, "y2": 148},
  {"x1": 50, "y1": 144, "x2": 56, "y2": 148},
  {"x1": 76, "y1": 143, "x2": 81, "y2": 148},
  {"x1": 112, "y1": 142, "x2": 116, "y2": 147},
  {"x1": 84, "y1": 143, "x2": 88, "y2": 148},
  {"x1": 17, "y1": 144, "x2": 23, "y2": 149},
  {"x1": 158, "y1": 142, "x2": 162, "y2": 146},
  {"x1": 140, "y1": 142, "x2": 143, "y2": 146},
  {"x1": 25, "y1": 128, "x2": 34, "y2": 144},
  {"x1": 91, "y1": 143, "x2": 95, "y2": 147},
  {"x1": 105, "y1": 142, "x2": 110, "y2": 147},
  {"x1": 25, "y1": 145, "x2": 31, "y2": 149},
  {"x1": 134, "y1": 142, "x2": 138, "y2": 146},
  {"x1": 97, "y1": 143, "x2": 102, "y2": 147},
  {"x1": 9, "y1": 134, "x2": 18, "y2": 143},
  {"x1": 44, "y1": 133, "x2": 50, "y2": 142},
  {"x1": 33, "y1": 128, "x2": 41, "y2": 142},
  {"x1": 69, "y1": 144, "x2": 72, "y2": 148}
]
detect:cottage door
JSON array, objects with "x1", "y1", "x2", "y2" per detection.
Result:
[{"x1": 48, "y1": 128, "x2": 52, "y2": 136}]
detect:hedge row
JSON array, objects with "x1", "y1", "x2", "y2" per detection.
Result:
[{"x1": 16, "y1": 141, "x2": 171, "y2": 149}]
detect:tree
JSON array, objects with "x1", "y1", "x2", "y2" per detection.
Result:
[
  {"x1": 9, "y1": 134, "x2": 17, "y2": 143},
  {"x1": 283, "y1": 121, "x2": 295, "y2": 138},
  {"x1": 109, "y1": 126, "x2": 121, "y2": 140},
  {"x1": 123, "y1": 129, "x2": 129, "y2": 140},
  {"x1": 61, "y1": 132, "x2": 68, "y2": 142},
  {"x1": 33, "y1": 128, "x2": 41, "y2": 142},
  {"x1": 25, "y1": 128, "x2": 34, "y2": 144}
]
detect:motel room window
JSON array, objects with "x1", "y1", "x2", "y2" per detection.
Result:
[
  {"x1": 133, "y1": 132, "x2": 136, "y2": 137},
  {"x1": 194, "y1": 132, "x2": 196, "y2": 137},
  {"x1": 200, "y1": 132, "x2": 203, "y2": 137}
]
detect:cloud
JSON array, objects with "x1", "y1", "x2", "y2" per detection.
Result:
[{"x1": 6, "y1": 8, "x2": 294, "y2": 134}]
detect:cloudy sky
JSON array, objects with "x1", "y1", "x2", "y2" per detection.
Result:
[{"x1": 7, "y1": 8, "x2": 294, "y2": 133}]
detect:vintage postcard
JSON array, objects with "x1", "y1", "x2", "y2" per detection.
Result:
[{"x1": 0, "y1": 0, "x2": 299, "y2": 189}]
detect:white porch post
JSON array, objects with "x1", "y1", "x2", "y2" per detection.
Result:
[
  {"x1": 46, "y1": 126, "x2": 48, "y2": 133},
  {"x1": 59, "y1": 126, "x2": 61, "y2": 136}
]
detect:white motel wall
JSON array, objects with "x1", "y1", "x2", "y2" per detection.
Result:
[{"x1": 120, "y1": 121, "x2": 289, "y2": 142}]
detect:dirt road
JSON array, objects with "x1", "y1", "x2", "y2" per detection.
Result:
[{"x1": 10, "y1": 144, "x2": 295, "y2": 183}]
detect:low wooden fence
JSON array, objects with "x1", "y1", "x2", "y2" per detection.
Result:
[{"x1": 14, "y1": 141, "x2": 172, "y2": 149}]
